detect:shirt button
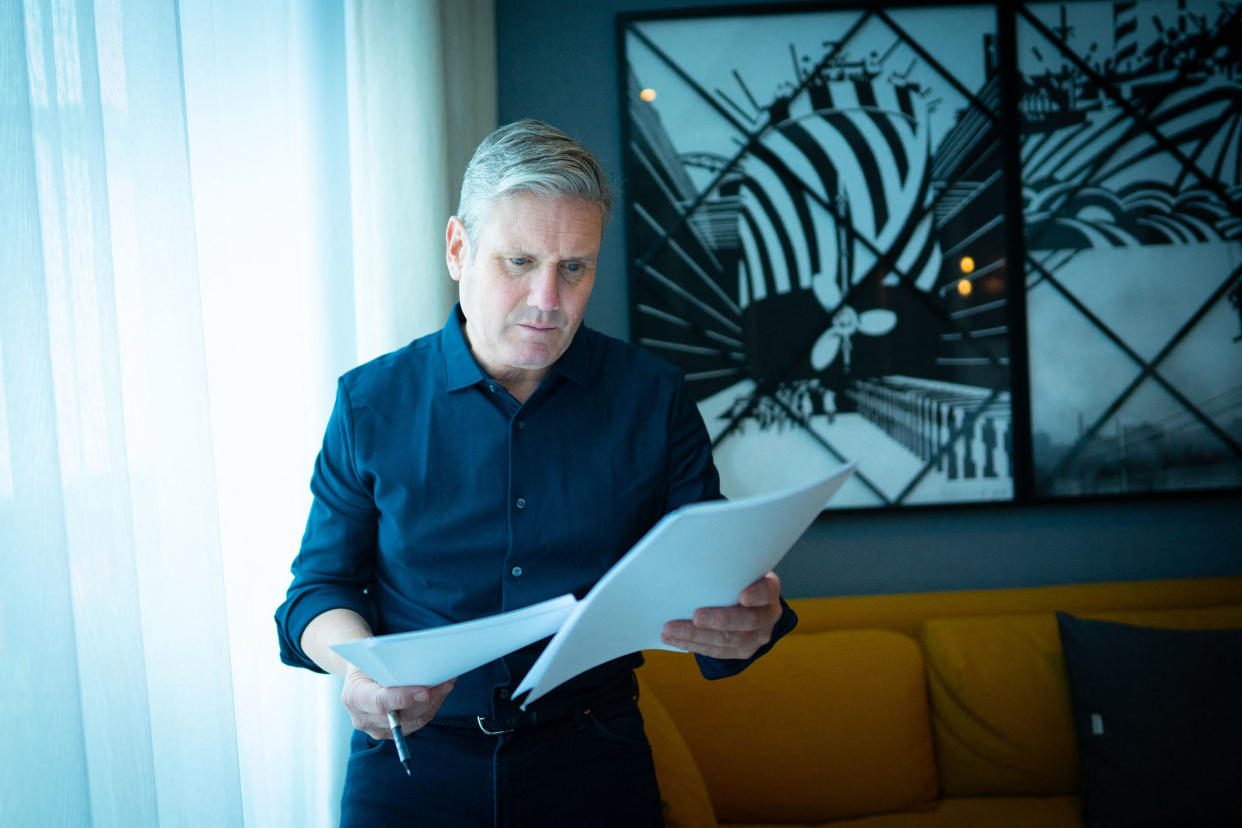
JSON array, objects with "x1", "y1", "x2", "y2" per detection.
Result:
[
  {"x1": 488, "y1": 384, "x2": 498, "y2": 393},
  {"x1": 515, "y1": 497, "x2": 526, "y2": 510},
  {"x1": 498, "y1": 688, "x2": 510, "y2": 699},
  {"x1": 516, "y1": 420, "x2": 526, "y2": 431},
  {"x1": 511, "y1": 566, "x2": 523, "y2": 578}
]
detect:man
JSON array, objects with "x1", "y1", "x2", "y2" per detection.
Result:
[{"x1": 276, "y1": 119, "x2": 797, "y2": 826}]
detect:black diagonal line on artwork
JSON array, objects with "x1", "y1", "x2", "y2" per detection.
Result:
[
  {"x1": 874, "y1": 9, "x2": 1001, "y2": 125},
  {"x1": 1019, "y1": 4, "x2": 1242, "y2": 220},
  {"x1": 628, "y1": 14, "x2": 872, "y2": 271},
  {"x1": 1026, "y1": 248, "x2": 1081, "y2": 291},
  {"x1": 894, "y1": 387, "x2": 1004, "y2": 505},
  {"x1": 715, "y1": 88, "x2": 756, "y2": 125},
  {"x1": 1182, "y1": 104, "x2": 1237, "y2": 191},
  {"x1": 1086, "y1": 103, "x2": 1235, "y2": 197},
  {"x1": 1035, "y1": 257, "x2": 1242, "y2": 489},
  {"x1": 767, "y1": 393, "x2": 892, "y2": 504}
]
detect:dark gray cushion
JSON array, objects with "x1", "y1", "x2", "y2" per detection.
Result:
[{"x1": 1056, "y1": 612, "x2": 1242, "y2": 827}]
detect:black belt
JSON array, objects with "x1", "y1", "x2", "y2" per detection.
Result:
[{"x1": 431, "y1": 678, "x2": 637, "y2": 736}]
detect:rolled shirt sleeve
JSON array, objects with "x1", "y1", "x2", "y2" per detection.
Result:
[{"x1": 275, "y1": 379, "x2": 381, "y2": 672}]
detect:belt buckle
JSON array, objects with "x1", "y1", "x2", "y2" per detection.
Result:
[{"x1": 476, "y1": 716, "x2": 514, "y2": 735}]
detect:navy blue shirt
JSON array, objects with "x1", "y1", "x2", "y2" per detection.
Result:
[{"x1": 276, "y1": 306, "x2": 796, "y2": 719}]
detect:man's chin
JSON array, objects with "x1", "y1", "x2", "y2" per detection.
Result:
[{"x1": 503, "y1": 345, "x2": 563, "y2": 371}]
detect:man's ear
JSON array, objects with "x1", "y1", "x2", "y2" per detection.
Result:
[{"x1": 446, "y1": 216, "x2": 468, "y2": 281}]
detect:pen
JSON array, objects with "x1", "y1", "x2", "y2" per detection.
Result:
[{"x1": 387, "y1": 710, "x2": 412, "y2": 776}]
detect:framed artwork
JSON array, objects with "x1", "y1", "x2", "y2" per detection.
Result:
[
  {"x1": 1017, "y1": 1, "x2": 1242, "y2": 497},
  {"x1": 618, "y1": 0, "x2": 1242, "y2": 508}
]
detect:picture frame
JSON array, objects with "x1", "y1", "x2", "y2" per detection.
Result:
[{"x1": 618, "y1": 0, "x2": 1242, "y2": 508}]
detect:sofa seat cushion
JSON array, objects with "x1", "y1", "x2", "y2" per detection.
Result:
[
  {"x1": 727, "y1": 795, "x2": 1081, "y2": 827},
  {"x1": 640, "y1": 629, "x2": 937, "y2": 825},
  {"x1": 921, "y1": 605, "x2": 1242, "y2": 798}
]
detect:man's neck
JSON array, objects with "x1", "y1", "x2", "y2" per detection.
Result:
[{"x1": 496, "y1": 374, "x2": 543, "y2": 405}]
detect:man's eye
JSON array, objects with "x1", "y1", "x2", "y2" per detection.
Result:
[
  {"x1": 564, "y1": 262, "x2": 582, "y2": 273},
  {"x1": 509, "y1": 257, "x2": 530, "y2": 267}
]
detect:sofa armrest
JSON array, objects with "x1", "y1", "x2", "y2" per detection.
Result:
[{"x1": 637, "y1": 675, "x2": 718, "y2": 828}]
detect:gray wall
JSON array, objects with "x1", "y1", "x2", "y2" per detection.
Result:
[{"x1": 495, "y1": 0, "x2": 1242, "y2": 598}]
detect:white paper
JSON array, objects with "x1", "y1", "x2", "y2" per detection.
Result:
[
  {"x1": 330, "y1": 593, "x2": 578, "y2": 687},
  {"x1": 513, "y1": 464, "x2": 856, "y2": 706}
]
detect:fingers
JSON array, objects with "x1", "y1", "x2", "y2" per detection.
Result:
[
  {"x1": 393, "y1": 679, "x2": 455, "y2": 732},
  {"x1": 342, "y1": 670, "x2": 456, "y2": 739},
  {"x1": 689, "y1": 603, "x2": 774, "y2": 632},
  {"x1": 738, "y1": 571, "x2": 781, "y2": 607},
  {"x1": 660, "y1": 572, "x2": 783, "y2": 660},
  {"x1": 660, "y1": 618, "x2": 771, "y2": 660}
]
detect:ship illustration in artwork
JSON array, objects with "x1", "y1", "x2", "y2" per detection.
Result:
[
  {"x1": 1020, "y1": 1, "x2": 1242, "y2": 253},
  {"x1": 624, "y1": 0, "x2": 1241, "y2": 505}
]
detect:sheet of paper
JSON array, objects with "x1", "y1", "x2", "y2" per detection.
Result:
[
  {"x1": 331, "y1": 593, "x2": 578, "y2": 687},
  {"x1": 514, "y1": 464, "x2": 856, "y2": 706}
]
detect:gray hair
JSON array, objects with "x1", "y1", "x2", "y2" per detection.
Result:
[{"x1": 456, "y1": 119, "x2": 612, "y2": 245}]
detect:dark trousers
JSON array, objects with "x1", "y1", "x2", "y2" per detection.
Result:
[{"x1": 340, "y1": 697, "x2": 664, "y2": 827}]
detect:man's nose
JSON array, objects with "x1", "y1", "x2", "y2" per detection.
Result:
[{"x1": 526, "y1": 265, "x2": 560, "y2": 311}]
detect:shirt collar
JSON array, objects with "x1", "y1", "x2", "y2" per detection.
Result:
[
  {"x1": 441, "y1": 304, "x2": 487, "y2": 392},
  {"x1": 549, "y1": 321, "x2": 595, "y2": 387},
  {"x1": 440, "y1": 303, "x2": 599, "y2": 392}
]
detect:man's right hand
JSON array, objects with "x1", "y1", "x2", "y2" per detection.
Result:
[{"x1": 342, "y1": 668, "x2": 456, "y2": 740}]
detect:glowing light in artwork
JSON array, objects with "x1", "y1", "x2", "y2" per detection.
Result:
[
  {"x1": 956, "y1": 279, "x2": 973, "y2": 297},
  {"x1": 959, "y1": 256, "x2": 975, "y2": 274},
  {"x1": 639, "y1": 88, "x2": 657, "y2": 102}
]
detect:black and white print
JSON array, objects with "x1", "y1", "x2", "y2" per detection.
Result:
[
  {"x1": 621, "y1": 0, "x2": 1241, "y2": 506},
  {"x1": 1019, "y1": 0, "x2": 1242, "y2": 495},
  {"x1": 623, "y1": 5, "x2": 1014, "y2": 507}
]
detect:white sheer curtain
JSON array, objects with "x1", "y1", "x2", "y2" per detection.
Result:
[{"x1": 0, "y1": 1, "x2": 495, "y2": 825}]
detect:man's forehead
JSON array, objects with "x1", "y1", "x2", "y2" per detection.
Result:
[{"x1": 481, "y1": 194, "x2": 603, "y2": 252}]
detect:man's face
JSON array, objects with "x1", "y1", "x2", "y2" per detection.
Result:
[{"x1": 446, "y1": 194, "x2": 601, "y2": 388}]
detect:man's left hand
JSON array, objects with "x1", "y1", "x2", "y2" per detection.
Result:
[{"x1": 661, "y1": 571, "x2": 784, "y2": 660}]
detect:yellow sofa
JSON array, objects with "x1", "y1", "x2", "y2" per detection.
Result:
[{"x1": 636, "y1": 577, "x2": 1242, "y2": 827}]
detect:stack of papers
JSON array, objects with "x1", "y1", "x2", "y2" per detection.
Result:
[
  {"x1": 331, "y1": 594, "x2": 578, "y2": 687},
  {"x1": 331, "y1": 464, "x2": 855, "y2": 703}
]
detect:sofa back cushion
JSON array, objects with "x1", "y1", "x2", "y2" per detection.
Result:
[
  {"x1": 921, "y1": 604, "x2": 1242, "y2": 797},
  {"x1": 640, "y1": 629, "x2": 938, "y2": 824}
]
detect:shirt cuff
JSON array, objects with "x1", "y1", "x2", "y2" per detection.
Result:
[
  {"x1": 275, "y1": 586, "x2": 377, "y2": 673},
  {"x1": 694, "y1": 597, "x2": 799, "y2": 680}
]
